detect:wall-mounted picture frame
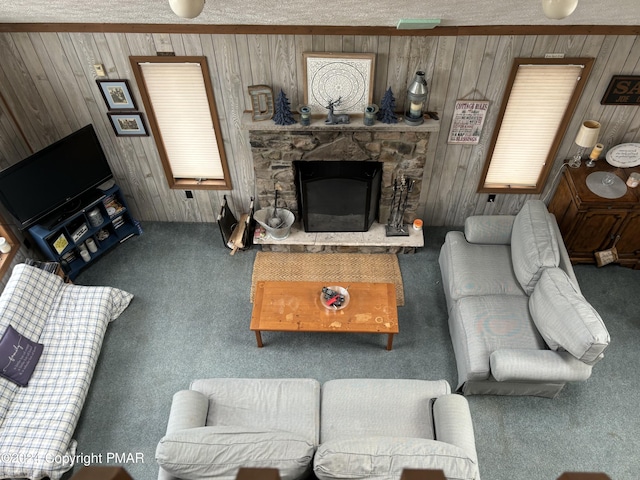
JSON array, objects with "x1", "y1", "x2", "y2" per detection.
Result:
[
  {"x1": 447, "y1": 100, "x2": 490, "y2": 144},
  {"x1": 303, "y1": 52, "x2": 375, "y2": 115},
  {"x1": 601, "y1": 75, "x2": 640, "y2": 105},
  {"x1": 97, "y1": 79, "x2": 137, "y2": 110},
  {"x1": 107, "y1": 112, "x2": 149, "y2": 137}
]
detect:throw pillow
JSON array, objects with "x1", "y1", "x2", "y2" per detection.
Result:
[
  {"x1": 530, "y1": 268, "x2": 610, "y2": 364},
  {"x1": 314, "y1": 436, "x2": 478, "y2": 480},
  {"x1": 156, "y1": 426, "x2": 314, "y2": 480},
  {"x1": 0, "y1": 325, "x2": 44, "y2": 387},
  {"x1": 511, "y1": 200, "x2": 560, "y2": 294}
]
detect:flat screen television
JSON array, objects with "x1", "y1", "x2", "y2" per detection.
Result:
[{"x1": 0, "y1": 124, "x2": 113, "y2": 230}]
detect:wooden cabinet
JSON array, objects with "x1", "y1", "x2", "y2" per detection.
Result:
[{"x1": 548, "y1": 161, "x2": 640, "y2": 269}]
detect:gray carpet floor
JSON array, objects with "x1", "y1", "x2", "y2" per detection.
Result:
[{"x1": 67, "y1": 222, "x2": 640, "y2": 480}]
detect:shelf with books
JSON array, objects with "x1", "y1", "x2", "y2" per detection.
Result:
[{"x1": 28, "y1": 183, "x2": 142, "y2": 280}]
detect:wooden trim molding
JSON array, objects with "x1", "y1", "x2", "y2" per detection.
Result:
[
  {"x1": 2, "y1": 23, "x2": 640, "y2": 36},
  {"x1": 130, "y1": 56, "x2": 233, "y2": 190},
  {"x1": 477, "y1": 57, "x2": 594, "y2": 194}
]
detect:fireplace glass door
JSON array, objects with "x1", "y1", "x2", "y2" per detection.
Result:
[{"x1": 295, "y1": 161, "x2": 382, "y2": 232}]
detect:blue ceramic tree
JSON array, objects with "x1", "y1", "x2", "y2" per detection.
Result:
[
  {"x1": 378, "y1": 87, "x2": 398, "y2": 124},
  {"x1": 273, "y1": 89, "x2": 296, "y2": 126}
]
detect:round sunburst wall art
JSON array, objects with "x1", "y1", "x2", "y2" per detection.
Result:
[{"x1": 303, "y1": 52, "x2": 375, "y2": 115}]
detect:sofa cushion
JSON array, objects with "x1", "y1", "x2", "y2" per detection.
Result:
[
  {"x1": 314, "y1": 436, "x2": 478, "y2": 480},
  {"x1": 530, "y1": 268, "x2": 609, "y2": 364},
  {"x1": 449, "y1": 295, "x2": 546, "y2": 386},
  {"x1": 0, "y1": 325, "x2": 44, "y2": 387},
  {"x1": 320, "y1": 379, "x2": 450, "y2": 442},
  {"x1": 191, "y1": 378, "x2": 320, "y2": 446},
  {"x1": 440, "y1": 231, "x2": 524, "y2": 302},
  {"x1": 511, "y1": 200, "x2": 559, "y2": 294},
  {"x1": 156, "y1": 426, "x2": 314, "y2": 480}
]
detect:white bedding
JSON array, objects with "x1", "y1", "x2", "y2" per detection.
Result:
[{"x1": 0, "y1": 264, "x2": 133, "y2": 480}]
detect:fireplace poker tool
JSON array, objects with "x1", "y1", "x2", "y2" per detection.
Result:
[
  {"x1": 268, "y1": 189, "x2": 283, "y2": 228},
  {"x1": 385, "y1": 175, "x2": 414, "y2": 237}
]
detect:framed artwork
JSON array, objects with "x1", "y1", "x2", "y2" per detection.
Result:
[
  {"x1": 108, "y1": 112, "x2": 149, "y2": 137},
  {"x1": 303, "y1": 52, "x2": 375, "y2": 115},
  {"x1": 447, "y1": 100, "x2": 490, "y2": 144},
  {"x1": 97, "y1": 79, "x2": 137, "y2": 110}
]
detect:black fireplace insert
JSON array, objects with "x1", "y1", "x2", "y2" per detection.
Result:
[{"x1": 294, "y1": 160, "x2": 382, "y2": 232}]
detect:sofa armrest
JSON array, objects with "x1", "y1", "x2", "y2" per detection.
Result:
[
  {"x1": 549, "y1": 213, "x2": 581, "y2": 293},
  {"x1": 433, "y1": 394, "x2": 478, "y2": 466},
  {"x1": 165, "y1": 389, "x2": 209, "y2": 433},
  {"x1": 158, "y1": 390, "x2": 209, "y2": 480},
  {"x1": 490, "y1": 349, "x2": 592, "y2": 383},
  {"x1": 464, "y1": 215, "x2": 515, "y2": 244}
]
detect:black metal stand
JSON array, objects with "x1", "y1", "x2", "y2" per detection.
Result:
[{"x1": 385, "y1": 175, "x2": 414, "y2": 237}]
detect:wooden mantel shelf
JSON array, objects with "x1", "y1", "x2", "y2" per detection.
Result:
[{"x1": 241, "y1": 112, "x2": 440, "y2": 132}]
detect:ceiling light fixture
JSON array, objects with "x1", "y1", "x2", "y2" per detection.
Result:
[
  {"x1": 169, "y1": 0, "x2": 205, "y2": 19},
  {"x1": 542, "y1": 0, "x2": 579, "y2": 20}
]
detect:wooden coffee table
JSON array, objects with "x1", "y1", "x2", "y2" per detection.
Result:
[{"x1": 250, "y1": 281, "x2": 398, "y2": 350}]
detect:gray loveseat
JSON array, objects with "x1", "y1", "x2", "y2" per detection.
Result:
[
  {"x1": 439, "y1": 200, "x2": 610, "y2": 398},
  {"x1": 156, "y1": 378, "x2": 480, "y2": 480}
]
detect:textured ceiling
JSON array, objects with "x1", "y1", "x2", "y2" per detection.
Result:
[{"x1": 1, "y1": 1, "x2": 639, "y2": 27}]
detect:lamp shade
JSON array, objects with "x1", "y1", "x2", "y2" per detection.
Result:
[
  {"x1": 542, "y1": 0, "x2": 579, "y2": 19},
  {"x1": 169, "y1": 0, "x2": 205, "y2": 18},
  {"x1": 574, "y1": 120, "x2": 601, "y2": 148}
]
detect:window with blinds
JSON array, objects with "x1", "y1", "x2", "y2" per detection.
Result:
[
  {"x1": 130, "y1": 56, "x2": 232, "y2": 190},
  {"x1": 478, "y1": 58, "x2": 592, "y2": 194}
]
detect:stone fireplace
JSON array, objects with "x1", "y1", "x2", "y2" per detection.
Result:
[
  {"x1": 244, "y1": 114, "x2": 438, "y2": 252},
  {"x1": 250, "y1": 129, "x2": 430, "y2": 226}
]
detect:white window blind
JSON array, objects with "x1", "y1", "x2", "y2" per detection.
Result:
[
  {"x1": 484, "y1": 64, "x2": 584, "y2": 189},
  {"x1": 139, "y1": 62, "x2": 224, "y2": 180}
]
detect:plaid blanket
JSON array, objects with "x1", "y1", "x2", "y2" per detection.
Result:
[{"x1": 0, "y1": 264, "x2": 133, "y2": 480}]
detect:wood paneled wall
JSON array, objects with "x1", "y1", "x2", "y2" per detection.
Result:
[{"x1": 1, "y1": 30, "x2": 640, "y2": 233}]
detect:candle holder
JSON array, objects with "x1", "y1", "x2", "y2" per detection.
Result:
[
  {"x1": 586, "y1": 142, "x2": 604, "y2": 168},
  {"x1": 297, "y1": 105, "x2": 311, "y2": 126},
  {"x1": 364, "y1": 104, "x2": 379, "y2": 126}
]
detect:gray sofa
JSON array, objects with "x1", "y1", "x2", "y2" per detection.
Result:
[
  {"x1": 439, "y1": 200, "x2": 610, "y2": 398},
  {"x1": 156, "y1": 378, "x2": 480, "y2": 480}
]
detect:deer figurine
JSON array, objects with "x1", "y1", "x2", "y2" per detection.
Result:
[{"x1": 324, "y1": 97, "x2": 350, "y2": 125}]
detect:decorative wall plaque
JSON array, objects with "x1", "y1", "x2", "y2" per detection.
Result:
[
  {"x1": 601, "y1": 76, "x2": 640, "y2": 105},
  {"x1": 606, "y1": 143, "x2": 640, "y2": 167},
  {"x1": 303, "y1": 52, "x2": 375, "y2": 115},
  {"x1": 248, "y1": 85, "x2": 274, "y2": 121},
  {"x1": 447, "y1": 100, "x2": 489, "y2": 144}
]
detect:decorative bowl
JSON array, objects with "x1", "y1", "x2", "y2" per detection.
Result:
[{"x1": 320, "y1": 285, "x2": 350, "y2": 310}]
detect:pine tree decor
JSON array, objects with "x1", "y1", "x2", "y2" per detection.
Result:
[
  {"x1": 378, "y1": 87, "x2": 398, "y2": 124},
  {"x1": 273, "y1": 89, "x2": 296, "y2": 126}
]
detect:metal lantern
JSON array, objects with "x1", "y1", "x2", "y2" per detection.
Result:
[{"x1": 404, "y1": 71, "x2": 428, "y2": 126}]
